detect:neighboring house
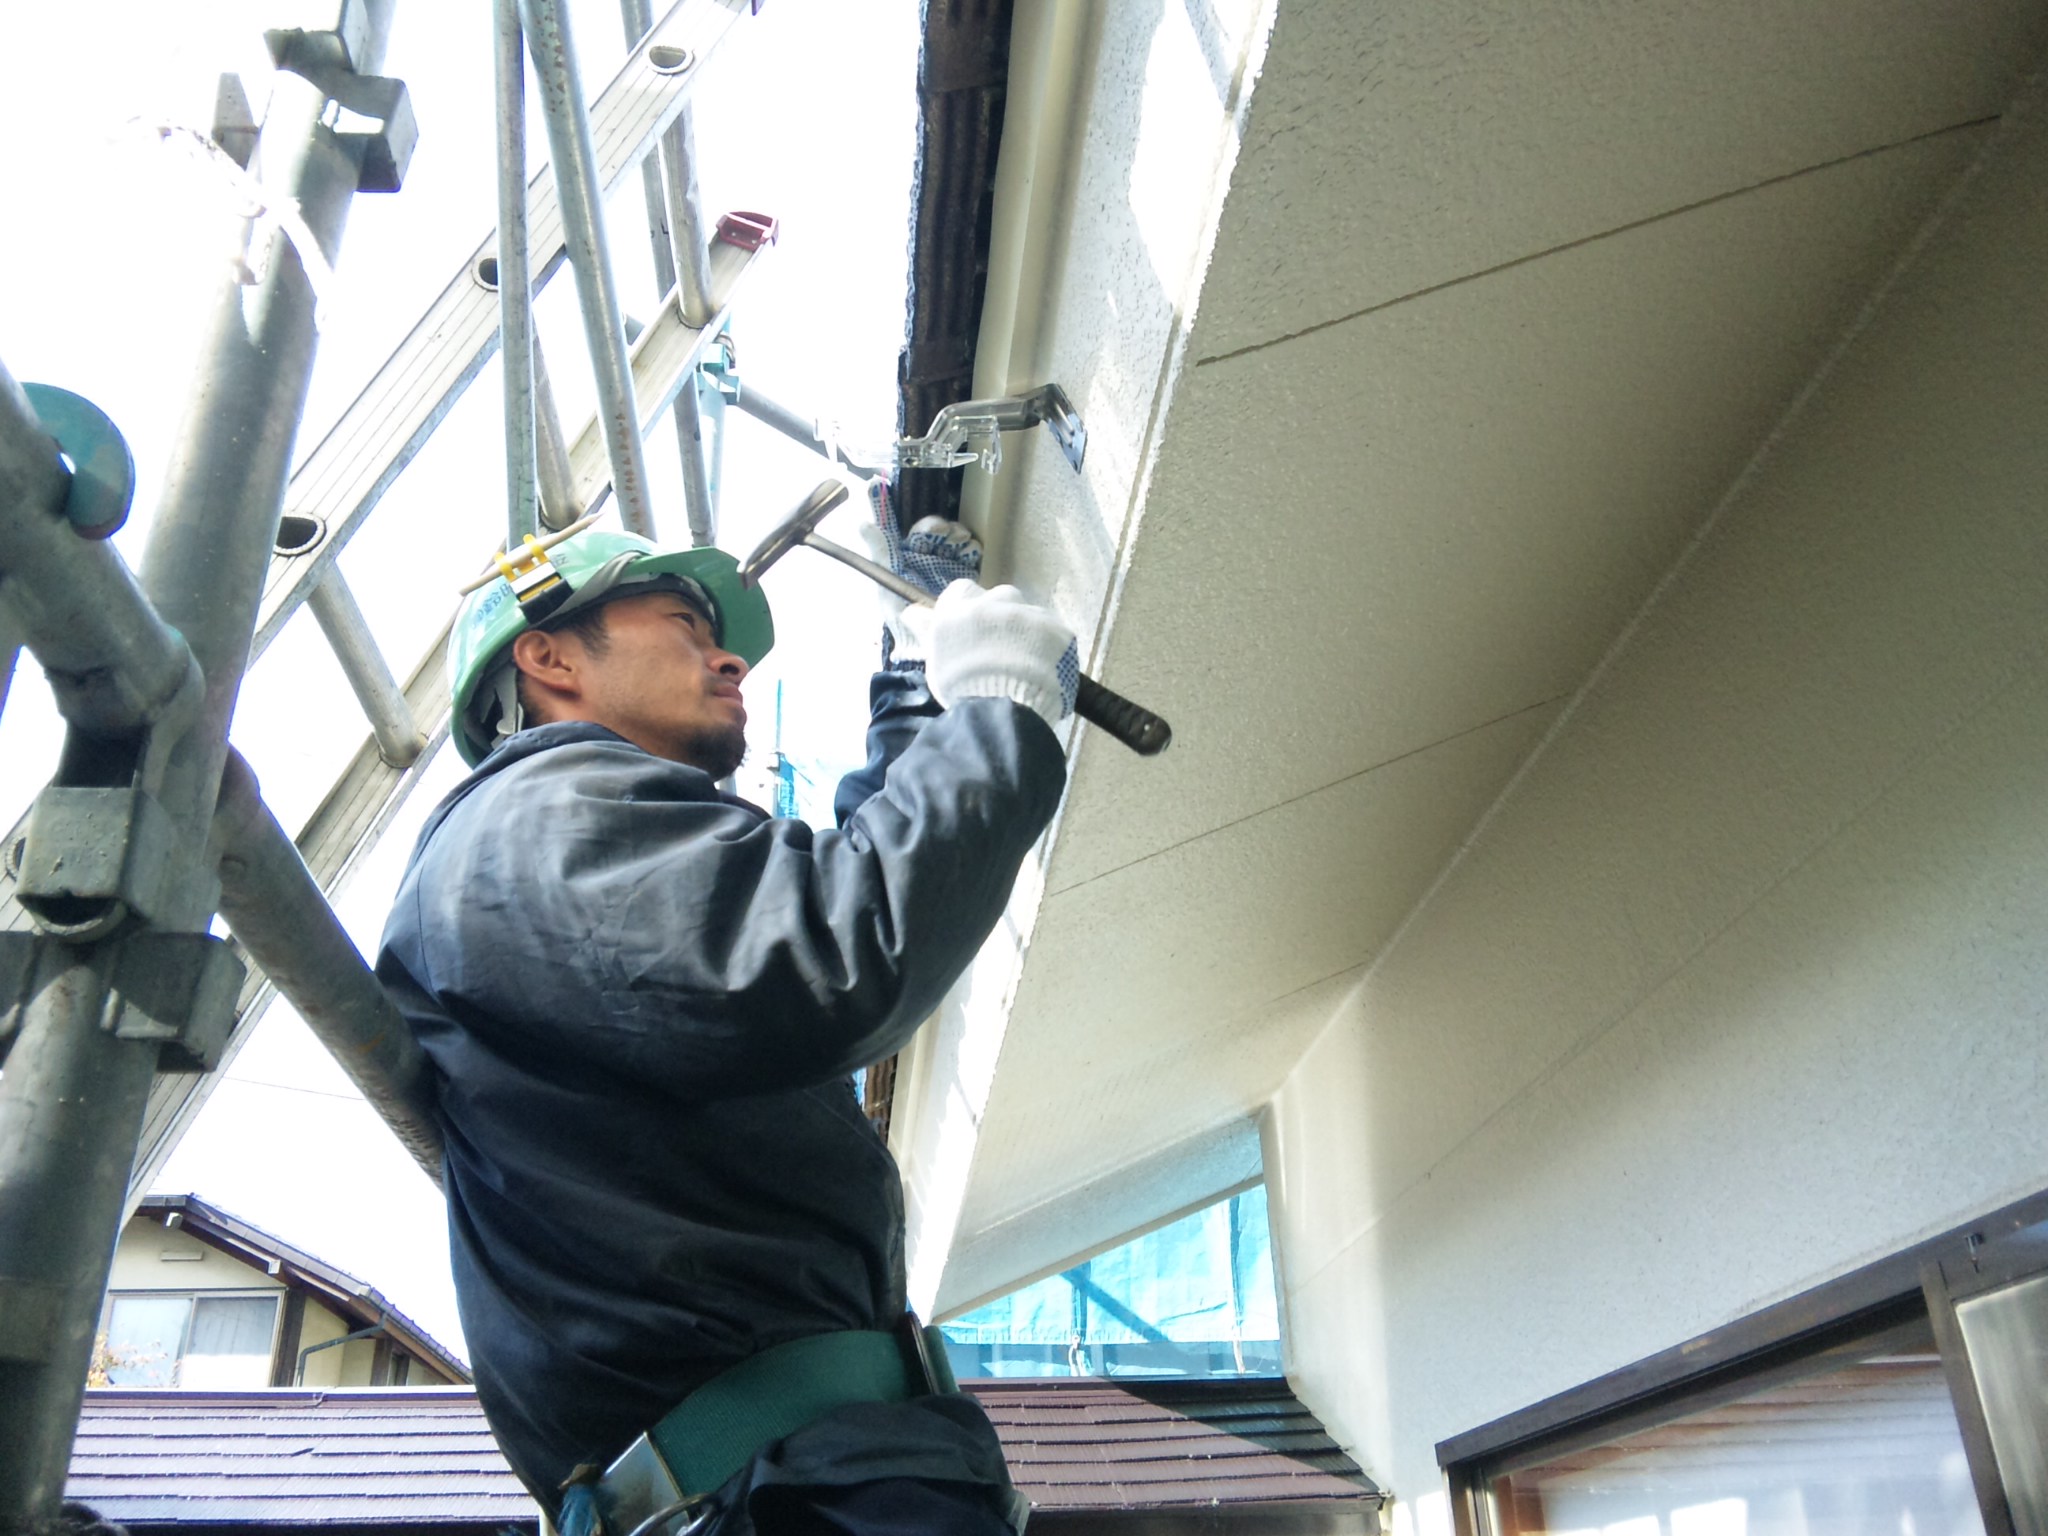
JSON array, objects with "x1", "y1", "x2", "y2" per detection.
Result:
[
  {"x1": 68, "y1": 1380, "x2": 1383, "y2": 1535},
  {"x1": 98, "y1": 1195, "x2": 465, "y2": 1391}
]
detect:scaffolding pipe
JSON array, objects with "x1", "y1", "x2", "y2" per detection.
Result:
[
  {"x1": 672, "y1": 367, "x2": 718, "y2": 546},
  {"x1": 0, "y1": 604, "x2": 19, "y2": 722},
  {"x1": 731, "y1": 381, "x2": 869, "y2": 474},
  {"x1": 0, "y1": 0, "x2": 397, "y2": 1509},
  {"x1": 521, "y1": 0, "x2": 658, "y2": 537},
  {"x1": 211, "y1": 750, "x2": 442, "y2": 1185},
  {"x1": 307, "y1": 571, "x2": 426, "y2": 766},
  {"x1": 621, "y1": 0, "x2": 716, "y2": 328},
  {"x1": 659, "y1": 104, "x2": 716, "y2": 331},
  {"x1": 620, "y1": 0, "x2": 719, "y2": 546},
  {"x1": 0, "y1": 370, "x2": 194, "y2": 738},
  {"x1": 494, "y1": 0, "x2": 540, "y2": 544}
]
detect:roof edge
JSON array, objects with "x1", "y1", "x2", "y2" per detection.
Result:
[{"x1": 137, "y1": 1194, "x2": 469, "y2": 1383}]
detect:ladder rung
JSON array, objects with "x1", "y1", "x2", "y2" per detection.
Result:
[
  {"x1": 307, "y1": 569, "x2": 426, "y2": 767},
  {"x1": 249, "y1": 0, "x2": 752, "y2": 663}
]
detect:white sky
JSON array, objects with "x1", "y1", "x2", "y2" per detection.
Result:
[{"x1": 0, "y1": 0, "x2": 923, "y2": 1360}]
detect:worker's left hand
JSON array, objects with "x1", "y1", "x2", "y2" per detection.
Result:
[{"x1": 858, "y1": 481, "x2": 982, "y2": 668}]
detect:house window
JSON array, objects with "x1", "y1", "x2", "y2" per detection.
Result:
[
  {"x1": 101, "y1": 1292, "x2": 280, "y2": 1388},
  {"x1": 1442, "y1": 1193, "x2": 2048, "y2": 1536},
  {"x1": 939, "y1": 1184, "x2": 1281, "y2": 1380},
  {"x1": 1482, "y1": 1317, "x2": 1980, "y2": 1536}
]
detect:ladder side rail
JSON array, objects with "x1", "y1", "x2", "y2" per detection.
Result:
[
  {"x1": 251, "y1": 0, "x2": 751, "y2": 655},
  {"x1": 0, "y1": 0, "x2": 397, "y2": 1503},
  {"x1": 522, "y1": 0, "x2": 658, "y2": 537}
]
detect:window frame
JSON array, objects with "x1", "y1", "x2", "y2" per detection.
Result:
[
  {"x1": 99, "y1": 1287, "x2": 285, "y2": 1389},
  {"x1": 1437, "y1": 1186, "x2": 2048, "y2": 1536},
  {"x1": 1923, "y1": 1217, "x2": 2048, "y2": 1536}
]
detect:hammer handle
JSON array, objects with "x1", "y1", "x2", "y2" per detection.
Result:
[
  {"x1": 1074, "y1": 675, "x2": 1173, "y2": 756},
  {"x1": 804, "y1": 534, "x2": 1173, "y2": 755}
]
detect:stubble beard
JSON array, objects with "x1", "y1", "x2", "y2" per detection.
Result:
[{"x1": 685, "y1": 721, "x2": 747, "y2": 781}]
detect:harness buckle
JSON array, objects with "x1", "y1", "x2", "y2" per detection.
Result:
[{"x1": 594, "y1": 1434, "x2": 711, "y2": 1536}]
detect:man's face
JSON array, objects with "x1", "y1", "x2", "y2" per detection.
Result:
[{"x1": 530, "y1": 589, "x2": 750, "y2": 776}]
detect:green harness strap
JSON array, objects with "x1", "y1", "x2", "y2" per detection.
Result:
[{"x1": 647, "y1": 1326, "x2": 955, "y2": 1499}]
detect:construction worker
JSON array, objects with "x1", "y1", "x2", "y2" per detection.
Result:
[{"x1": 375, "y1": 505, "x2": 1073, "y2": 1536}]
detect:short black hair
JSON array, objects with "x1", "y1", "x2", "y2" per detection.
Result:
[{"x1": 538, "y1": 600, "x2": 615, "y2": 656}]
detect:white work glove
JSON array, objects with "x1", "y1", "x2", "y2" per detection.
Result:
[{"x1": 899, "y1": 580, "x2": 1080, "y2": 731}]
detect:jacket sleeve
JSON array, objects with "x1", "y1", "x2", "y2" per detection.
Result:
[
  {"x1": 407, "y1": 699, "x2": 1064, "y2": 1099},
  {"x1": 832, "y1": 669, "x2": 943, "y2": 826}
]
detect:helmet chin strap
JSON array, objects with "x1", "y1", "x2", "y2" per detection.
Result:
[{"x1": 480, "y1": 660, "x2": 527, "y2": 750}]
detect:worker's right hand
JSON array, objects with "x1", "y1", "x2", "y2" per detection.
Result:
[{"x1": 900, "y1": 580, "x2": 1078, "y2": 730}]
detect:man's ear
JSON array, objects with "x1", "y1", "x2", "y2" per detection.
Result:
[{"x1": 511, "y1": 627, "x2": 581, "y2": 700}]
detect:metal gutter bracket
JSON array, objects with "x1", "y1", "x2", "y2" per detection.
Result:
[{"x1": 892, "y1": 382, "x2": 1086, "y2": 476}]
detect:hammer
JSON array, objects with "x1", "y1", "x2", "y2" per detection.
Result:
[{"x1": 741, "y1": 482, "x2": 1171, "y2": 756}]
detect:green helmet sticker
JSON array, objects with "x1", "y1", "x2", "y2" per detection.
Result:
[{"x1": 447, "y1": 528, "x2": 774, "y2": 766}]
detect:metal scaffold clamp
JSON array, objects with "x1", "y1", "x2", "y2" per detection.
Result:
[
  {"x1": 20, "y1": 383, "x2": 135, "y2": 540},
  {"x1": 0, "y1": 930, "x2": 244, "y2": 1075},
  {"x1": 264, "y1": 0, "x2": 418, "y2": 193}
]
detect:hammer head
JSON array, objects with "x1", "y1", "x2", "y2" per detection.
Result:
[{"x1": 740, "y1": 480, "x2": 851, "y2": 588}]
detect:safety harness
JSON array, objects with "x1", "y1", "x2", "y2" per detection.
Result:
[{"x1": 565, "y1": 1316, "x2": 962, "y2": 1536}]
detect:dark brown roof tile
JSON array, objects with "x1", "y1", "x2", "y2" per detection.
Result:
[{"x1": 71, "y1": 1379, "x2": 1382, "y2": 1525}]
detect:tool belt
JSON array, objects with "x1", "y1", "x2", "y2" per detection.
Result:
[{"x1": 586, "y1": 1313, "x2": 958, "y2": 1536}]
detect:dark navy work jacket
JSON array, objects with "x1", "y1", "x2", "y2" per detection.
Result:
[{"x1": 375, "y1": 674, "x2": 1065, "y2": 1505}]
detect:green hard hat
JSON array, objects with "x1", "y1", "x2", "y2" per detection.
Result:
[{"x1": 448, "y1": 527, "x2": 774, "y2": 767}]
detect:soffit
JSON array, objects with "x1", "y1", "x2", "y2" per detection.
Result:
[
  {"x1": 1190, "y1": 0, "x2": 2048, "y2": 362},
  {"x1": 931, "y1": 0, "x2": 2044, "y2": 1301}
]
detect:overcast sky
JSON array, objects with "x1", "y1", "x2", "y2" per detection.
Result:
[{"x1": 0, "y1": 0, "x2": 922, "y2": 1357}]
